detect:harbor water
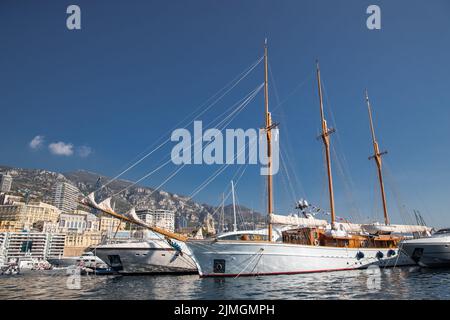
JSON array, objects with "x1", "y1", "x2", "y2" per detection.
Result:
[{"x1": 1, "y1": 266, "x2": 450, "y2": 300}]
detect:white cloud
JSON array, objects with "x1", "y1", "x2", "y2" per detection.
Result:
[
  {"x1": 77, "y1": 145, "x2": 93, "y2": 158},
  {"x1": 48, "y1": 142, "x2": 74, "y2": 156},
  {"x1": 29, "y1": 135, "x2": 45, "y2": 149}
]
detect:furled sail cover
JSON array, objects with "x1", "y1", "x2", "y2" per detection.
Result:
[
  {"x1": 97, "y1": 197, "x2": 114, "y2": 213},
  {"x1": 124, "y1": 207, "x2": 137, "y2": 220},
  {"x1": 270, "y1": 214, "x2": 328, "y2": 227},
  {"x1": 334, "y1": 222, "x2": 363, "y2": 233},
  {"x1": 84, "y1": 192, "x2": 101, "y2": 209},
  {"x1": 362, "y1": 223, "x2": 431, "y2": 234},
  {"x1": 194, "y1": 228, "x2": 204, "y2": 239},
  {"x1": 126, "y1": 207, "x2": 149, "y2": 226}
]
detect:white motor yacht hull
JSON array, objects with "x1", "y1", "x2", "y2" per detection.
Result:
[
  {"x1": 400, "y1": 237, "x2": 450, "y2": 267},
  {"x1": 94, "y1": 240, "x2": 197, "y2": 274},
  {"x1": 187, "y1": 240, "x2": 415, "y2": 277}
]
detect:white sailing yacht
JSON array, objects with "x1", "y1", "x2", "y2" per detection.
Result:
[
  {"x1": 83, "y1": 190, "x2": 278, "y2": 274},
  {"x1": 185, "y1": 41, "x2": 431, "y2": 277}
]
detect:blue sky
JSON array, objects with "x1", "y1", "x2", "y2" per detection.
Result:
[{"x1": 1, "y1": 0, "x2": 449, "y2": 227}]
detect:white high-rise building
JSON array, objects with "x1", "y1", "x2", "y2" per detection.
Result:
[
  {"x1": 0, "y1": 232, "x2": 66, "y2": 262},
  {"x1": 136, "y1": 209, "x2": 175, "y2": 232},
  {"x1": 0, "y1": 173, "x2": 12, "y2": 193},
  {"x1": 52, "y1": 182, "x2": 79, "y2": 214}
]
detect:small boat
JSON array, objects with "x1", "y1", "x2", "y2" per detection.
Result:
[
  {"x1": 1, "y1": 263, "x2": 20, "y2": 275},
  {"x1": 9, "y1": 256, "x2": 53, "y2": 272},
  {"x1": 400, "y1": 228, "x2": 450, "y2": 267},
  {"x1": 79, "y1": 265, "x2": 115, "y2": 276},
  {"x1": 74, "y1": 252, "x2": 106, "y2": 268},
  {"x1": 47, "y1": 251, "x2": 104, "y2": 268}
]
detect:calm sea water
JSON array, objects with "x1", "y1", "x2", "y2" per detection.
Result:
[{"x1": 1, "y1": 266, "x2": 450, "y2": 300}]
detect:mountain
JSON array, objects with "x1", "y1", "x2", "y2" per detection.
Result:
[{"x1": 0, "y1": 165, "x2": 265, "y2": 231}]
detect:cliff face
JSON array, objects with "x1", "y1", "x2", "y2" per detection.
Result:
[{"x1": 0, "y1": 165, "x2": 265, "y2": 230}]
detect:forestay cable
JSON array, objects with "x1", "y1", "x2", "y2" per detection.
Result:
[
  {"x1": 94, "y1": 56, "x2": 264, "y2": 194},
  {"x1": 112, "y1": 83, "x2": 264, "y2": 197}
]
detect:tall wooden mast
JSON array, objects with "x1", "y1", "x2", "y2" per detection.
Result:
[
  {"x1": 316, "y1": 61, "x2": 336, "y2": 226},
  {"x1": 231, "y1": 180, "x2": 237, "y2": 232},
  {"x1": 221, "y1": 193, "x2": 225, "y2": 233},
  {"x1": 365, "y1": 90, "x2": 390, "y2": 225},
  {"x1": 264, "y1": 39, "x2": 274, "y2": 241}
]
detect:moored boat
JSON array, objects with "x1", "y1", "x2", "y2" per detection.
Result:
[
  {"x1": 186, "y1": 40, "x2": 432, "y2": 277},
  {"x1": 400, "y1": 228, "x2": 450, "y2": 267},
  {"x1": 94, "y1": 238, "x2": 197, "y2": 274},
  {"x1": 47, "y1": 251, "x2": 104, "y2": 268}
]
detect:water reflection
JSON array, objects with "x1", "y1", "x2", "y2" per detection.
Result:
[{"x1": 1, "y1": 267, "x2": 450, "y2": 300}]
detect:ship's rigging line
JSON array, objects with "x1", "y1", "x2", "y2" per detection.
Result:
[
  {"x1": 330, "y1": 144, "x2": 361, "y2": 223},
  {"x1": 270, "y1": 67, "x2": 315, "y2": 114},
  {"x1": 91, "y1": 56, "x2": 264, "y2": 195},
  {"x1": 111, "y1": 83, "x2": 264, "y2": 199},
  {"x1": 268, "y1": 61, "x2": 311, "y2": 209},
  {"x1": 322, "y1": 74, "x2": 418, "y2": 227},
  {"x1": 234, "y1": 193, "x2": 251, "y2": 231},
  {"x1": 320, "y1": 77, "x2": 364, "y2": 223},
  {"x1": 149, "y1": 139, "x2": 254, "y2": 253},
  {"x1": 269, "y1": 62, "x2": 297, "y2": 210},
  {"x1": 148, "y1": 235, "x2": 198, "y2": 269},
  {"x1": 162, "y1": 136, "x2": 255, "y2": 237},
  {"x1": 280, "y1": 129, "x2": 308, "y2": 201},
  {"x1": 279, "y1": 149, "x2": 298, "y2": 206},
  {"x1": 202, "y1": 157, "x2": 251, "y2": 230},
  {"x1": 117, "y1": 223, "x2": 199, "y2": 268},
  {"x1": 370, "y1": 161, "x2": 378, "y2": 223},
  {"x1": 234, "y1": 248, "x2": 264, "y2": 279},
  {"x1": 134, "y1": 64, "x2": 314, "y2": 228},
  {"x1": 382, "y1": 160, "x2": 416, "y2": 226},
  {"x1": 187, "y1": 131, "x2": 258, "y2": 200}
]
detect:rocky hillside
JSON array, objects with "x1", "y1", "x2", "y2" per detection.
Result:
[{"x1": 0, "y1": 165, "x2": 265, "y2": 231}]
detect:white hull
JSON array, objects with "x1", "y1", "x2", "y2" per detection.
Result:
[
  {"x1": 401, "y1": 235, "x2": 450, "y2": 268},
  {"x1": 187, "y1": 240, "x2": 415, "y2": 277},
  {"x1": 94, "y1": 240, "x2": 197, "y2": 274}
]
